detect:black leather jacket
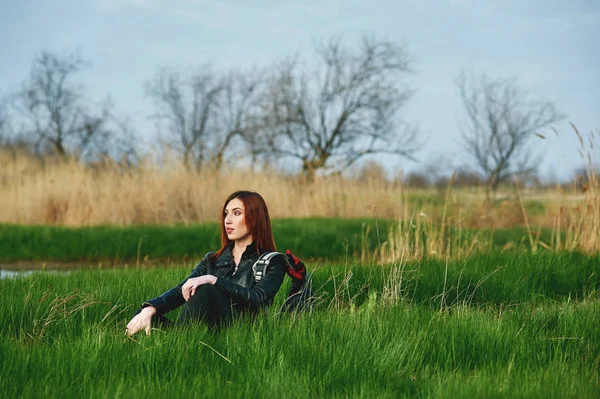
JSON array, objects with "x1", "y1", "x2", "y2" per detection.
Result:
[{"x1": 143, "y1": 242, "x2": 287, "y2": 315}]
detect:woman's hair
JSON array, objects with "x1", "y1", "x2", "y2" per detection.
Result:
[{"x1": 211, "y1": 190, "x2": 276, "y2": 260}]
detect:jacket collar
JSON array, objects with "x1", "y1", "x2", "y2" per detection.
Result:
[{"x1": 223, "y1": 241, "x2": 262, "y2": 260}]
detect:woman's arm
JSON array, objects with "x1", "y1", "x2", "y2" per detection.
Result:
[
  {"x1": 213, "y1": 253, "x2": 287, "y2": 310},
  {"x1": 141, "y1": 252, "x2": 213, "y2": 315}
]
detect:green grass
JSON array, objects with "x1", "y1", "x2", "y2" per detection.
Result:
[
  {"x1": 0, "y1": 218, "x2": 393, "y2": 263},
  {"x1": 0, "y1": 219, "x2": 562, "y2": 264},
  {"x1": 315, "y1": 251, "x2": 600, "y2": 310},
  {"x1": 3, "y1": 304, "x2": 598, "y2": 398},
  {"x1": 1, "y1": 252, "x2": 599, "y2": 398}
]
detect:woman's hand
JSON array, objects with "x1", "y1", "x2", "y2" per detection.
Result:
[
  {"x1": 181, "y1": 275, "x2": 217, "y2": 301},
  {"x1": 125, "y1": 306, "x2": 156, "y2": 336}
]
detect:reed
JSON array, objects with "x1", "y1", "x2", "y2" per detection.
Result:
[
  {"x1": 0, "y1": 150, "x2": 563, "y2": 227},
  {"x1": 550, "y1": 124, "x2": 600, "y2": 254},
  {"x1": 0, "y1": 150, "x2": 404, "y2": 225},
  {"x1": 361, "y1": 173, "x2": 491, "y2": 266}
]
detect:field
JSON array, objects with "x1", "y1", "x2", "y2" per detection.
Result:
[
  {"x1": 1, "y1": 251, "x2": 599, "y2": 398},
  {"x1": 2, "y1": 146, "x2": 600, "y2": 397}
]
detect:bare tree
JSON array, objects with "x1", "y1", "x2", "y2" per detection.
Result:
[
  {"x1": 81, "y1": 107, "x2": 140, "y2": 165},
  {"x1": 146, "y1": 66, "x2": 262, "y2": 169},
  {"x1": 254, "y1": 35, "x2": 420, "y2": 180},
  {"x1": 457, "y1": 71, "x2": 565, "y2": 199},
  {"x1": 13, "y1": 51, "x2": 113, "y2": 160},
  {"x1": 146, "y1": 65, "x2": 219, "y2": 168},
  {"x1": 213, "y1": 69, "x2": 264, "y2": 168}
]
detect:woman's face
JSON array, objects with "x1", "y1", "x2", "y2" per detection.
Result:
[{"x1": 224, "y1": 198, "x2": 251, "y2": 243}]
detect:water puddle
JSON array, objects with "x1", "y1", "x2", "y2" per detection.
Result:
[
  {"x1": 0, "y1": 268, "x2": 33, "y2": 278},
  {"x1": 0, "y1": 269, "x2": 35, "y2": 279},
  {"x1": 0, "y1": 267, "x2": 69, "y2": 279},
  {"x1": 0, "y1": 261, "x2": 173, "y2": 279}
]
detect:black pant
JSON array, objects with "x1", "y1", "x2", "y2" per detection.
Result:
[
  {"x1": 135, "y1": 284, "x2": 234, "y2": 330},
  {"x1": 177, "y1": 284, "x2": 234, "y2": 328}
]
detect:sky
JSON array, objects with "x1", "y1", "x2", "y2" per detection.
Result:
[{"x1": 1, "y1": 0, "x2": 599, "y2": 180}]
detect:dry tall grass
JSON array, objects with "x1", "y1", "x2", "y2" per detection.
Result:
[
  {"x1": 0, "y1": 150, "x2": 405, "y2": 225},
  {"x1": 0, "y1": 149, "x2": 569, "y2": 228},
  {"x1": 550, "y1": 124, "x2": 600, "y2": 253},
  {"x1": 361, "y1": 173, "x2": 492, "y2": 268}
]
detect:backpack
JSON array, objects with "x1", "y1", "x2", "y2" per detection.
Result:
[{"x1": 252, "y1": 250, "x2": 314, "y2": 313}]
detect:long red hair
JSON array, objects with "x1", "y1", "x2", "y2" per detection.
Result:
[{"x1": 210, "y1": 191, "x2": 276, "y2": 261}]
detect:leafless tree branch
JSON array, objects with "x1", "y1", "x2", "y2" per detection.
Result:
[
  {"x1": 146, "y1": 65, "x2": 264, "y2": 169},
  {"x1": 11, "y1": 50, "x2": 119, "y2": 160},
  {"x1": 253, "y1": 35, "x2": 421, "y2": 179},
  {"x1": 457, "y1": 71, "x2": 565, "y2": 197}
]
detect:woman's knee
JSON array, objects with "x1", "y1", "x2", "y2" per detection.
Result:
[
  {"x1": 189, "y1": 284, "x2": 218, "y2": 301},
  {"x1": 186, "y1": 284, "x2": 225, "y2": 310}
]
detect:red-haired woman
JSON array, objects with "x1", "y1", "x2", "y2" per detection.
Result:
[{"x1": 126, "y1": 190, "x2": 290, "y2": 335}]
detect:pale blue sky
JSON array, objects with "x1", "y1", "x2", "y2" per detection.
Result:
[{"x1": 1, "y1": 0, "x2": 599, "y2": 180}]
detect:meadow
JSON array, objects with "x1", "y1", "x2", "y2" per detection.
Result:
[
  {"x1": 1, "y1": 251, "x2": 599, "y2": 398},
  {"x1": 1, "y1": 145, "x2": 599, "y2": 397}
]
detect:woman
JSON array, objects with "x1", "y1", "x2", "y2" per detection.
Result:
[{"x1": 126, "y1": 190, "x2": 288, "y2": 336}]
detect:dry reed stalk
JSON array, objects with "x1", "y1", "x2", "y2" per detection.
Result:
[
  {"x1": 29, "y1": 290, "x2": 100, "y2": 341},
  {"x1": 514, "y1": 176, "x2": 539, "y2": 253},
  {"x1": 366, "y1": 173, "x2": 489, "y2": 265},
  {"x1": 551, "y1": 124, "x2": 600, "y2": 254},
  {"x1": 357, "y1": 176, "x2": 493, "y2": 306}
]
